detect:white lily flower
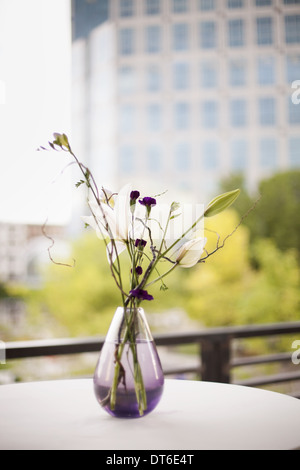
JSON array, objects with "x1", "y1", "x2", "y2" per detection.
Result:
[
  {"x1": 82, "y1": 184, "x2": 133, "y2": 263},
  {"x1": 175, "y1": 237, "x2": 207, "y2": 268}
]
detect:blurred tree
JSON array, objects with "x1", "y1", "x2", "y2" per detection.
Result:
[
  {"x1": 32, "y1": 208, "x2": 299, "y2": 336},
  {"x1": 39, "y1": 232, "x2": 184, "y2": 336},
  {"x1": 183, "y1": 210, "x2": 300, "y2": 326},
  {"x1": 220, "y1": 171, "x2": 300, "y2": 258}
]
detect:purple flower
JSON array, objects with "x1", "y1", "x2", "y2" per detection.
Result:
[
  {"x1": 130, "y1": 190, "x2": 140, "y2": 201},
  {"x1": 130, "y1": 289, "x2": 154, "y2": 301},
  {"x1": 139, "y1": 197, "x2": 156, "y2": 208},
  {"x1": 135, "y1": 266, "x2": 143, "y2": 276},
  {"x1": 135, "y1": 239, "x2": 147, "y2": 248}
]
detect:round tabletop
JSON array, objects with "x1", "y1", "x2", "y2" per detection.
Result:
[{"x1": 0, "y1": 378, "x2": 300, "y2": 450}]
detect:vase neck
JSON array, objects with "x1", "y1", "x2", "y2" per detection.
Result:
[{"x1": 105, "y1": 306, "x2": 153, "y2": 343}]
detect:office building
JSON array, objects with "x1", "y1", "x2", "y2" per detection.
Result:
[{"x1": 71, "y1": 0, "x2": 300, "y2": 205}]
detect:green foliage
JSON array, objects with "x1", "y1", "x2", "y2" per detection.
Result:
[
  {"x1": 41, "y1": 233, "x2": 122, "y2": 336},
  {"x1": 220, "y1": 171, "x2": 300, "y2": 257},
  {"x1": 183, "y1": 210, "x2": 300, "y2": 326},
  {"x1": 31, "y1": 207, "x2": 299, "y2": 336}
]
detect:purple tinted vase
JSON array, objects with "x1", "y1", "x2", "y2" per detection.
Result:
[{"x1": 93, "y1": 306, "x2": 164, "y2": 419}]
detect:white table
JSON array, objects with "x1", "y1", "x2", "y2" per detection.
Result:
[{"x1": 1, "y1": 378, "x2": 300, "y2": 450}]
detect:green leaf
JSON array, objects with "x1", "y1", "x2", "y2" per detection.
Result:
[{"x1": 204, "y1": 189, "x2": 240, "y2": 218}]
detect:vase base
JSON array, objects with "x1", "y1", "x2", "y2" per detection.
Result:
[{"x1": 94, "y1": 383, "x2": 164, "y2": 419}]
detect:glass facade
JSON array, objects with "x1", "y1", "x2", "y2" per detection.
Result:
[
  {"x1": 147, "y1": 144, "x2": 162, "y2": 171},
  {"x1": 175, "y1": 142, "x2": 191, "y2": 171},
  {"x1": 289, "y1": 137, "x2": 300, "y2": 167},
  {"x1": 72, "y1": 0, "x2": 300, "y2": 200},
  {"x1": 147, "y1": 103, "x2": 162, "y2": 131},
  {"x1": 288, "y1": 98, "x2": 300, "y2": 124},
  {"x1": 228, "y1": 19, "x2": 245, "y2": 47},
  {"x1": 174, "y1": 102, "x2": 190, "y2": 129},
  {"x1": 201, "y1": 61, "x2": 218, "y2": 88},
  {"x1": 202, "y1": 101, "x2": 218, "y2": 128},
  {"x1": 200, "y1": 21, "x2": 217, "y2": 48},
  {"x1": 257, "y1": 57, "x2": 275, "y2": 85},
  {"x1": 231, "y1": 139, "x2": 247, "y2": 171},
  {"x1": 173, "y1": 0, "x2": 188, "y2": 13},
  {"x1": 259, "y1": 138, "x2": 277, "y2": 168},
  {"x1": 285, "y1": 16, "x2": 300, "y2": 44},
  {"x1": 120, "y1": 0, "x2": 134, "y2": 17},
  {"x1": 173, "y1": 62, "x2": 189, "y2": 90},
  {"x1": 286, "y1": 55, "x2": 300, "y2": 83},
  {"x1": 119, "y1": 28, "x2": 135, "y2": 55},
  {"x1": 259, "y1": 97, "x2": 276, "y2": 126},
  {"x1": 202, "y1": 141, "x2": 219, "y2": 170},
  {"x1": 256, "y1": 17, "x2": 273, "y2": 46},
  {"x1": 199, "y1": 0, "x2": 215, "y2": 10},
  {"x1": 146, "y1": 26, "x2": 162, "y2": 53},
  {"x1": 146, "y1": 65, "x2": 162, "y2": 92},
  {"x1": 173, "y1": 23, "x2": 189, "y2": 51},
  {"x1": 230, "y1": 99, "x2": 247, "y2": 127},
  {"x1": 229, "y1": 59, "x2": 246, "y2": 86}
]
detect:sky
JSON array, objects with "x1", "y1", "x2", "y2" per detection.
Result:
[{"x1": 0, "y1": 0, "x2": 72, "y2": 225}]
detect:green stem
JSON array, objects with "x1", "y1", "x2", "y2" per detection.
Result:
[
  {"x1": 145, "y1": 262, "x2": 178, "y2": 288},
  {"x1": 109, "y1": 304, "x2": 147, "y2": 415}
]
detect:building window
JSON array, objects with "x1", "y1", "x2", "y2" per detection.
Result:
[
  {"x1": 231, "y1": 139, "x2": 247, "y2": 171},
  {"x1": 200, "y1": 61, "x2": 218, "y2": 88},
  {"x1": 199, "y1": 21, "x2": 217, "y2": 49},
  {"x1": 146, "y1": 65, "x2": 162, "y2": 92},
  {"x1": 174, "y1": 142, "x2": 191, "y2": 171},
  {"x1": 228, "y1": 19, "x2": 245, "y2": 47},
  {"x1": 118, "y1": 66, "x2": 136, "y2": 94},
  {"x1": 173, "y1": 62, "x2": 189, "y2": 90},
  {"x1": 145, "y1": 0, "x2": 161, "y2": 14},
  {"x1": 256, "y1": 17, "x2": 273, "y2": 46},
  {"x1": 147, "y1": 145, "x2": 162, "y2": 172},
  {"x1": 173, "y1": 23, "x2": 189, "y2": 51},
  {"x1": 199, "y1": 0, "x2": 215, "y2": 10},
  {"x1": 259, "y1": 138, "x2": 277, "y2": 168},
  {"x1": 172, "y1": 0, "x2": 188, "y2": 13},
  {"x1": 119, "y1": 104, "x2": 135, "y2": 132},
  {"x1": 257, "y1": 56, "x2": 275, "y2": 85},
  {"x1": 258, "y1": 97, "x2": 276, "y2": 125},
  {"x1": 288, "y1": 98, "x2": 300, "y2": 124},
  {"x1": 229, "y1": 59, "x2": 246, "y2": 86},
  {"x1": 120, "y1": 0, "x2": 134, "y2": 17},
  {"x1": 285, "y1": 16, "x2": 300, "y2": 44},
  {"x1": 201, "y1": 101, "x2": 218, "y2": 128},
  {"x1": 230, "y1": 99, "x2": 247, "y2": 127},
  {"x1": 119, "y1": 28, "x2": 135, "y2": 55},
  {"x1": 256, "y1": 0, "x2": 271, "y2": 5},
  {"x1": 202, "y1": 140, "x2": 219, "y2": 170},
  {"x1": 146, "y1": 25, "x2": 162, "y2": 53},
  {"x1": 147, "y1": 103, "x2": 162, "y2": 131},
  {"x1": 284, "y1": 0, "x2": 300, "y2": 4},
  {"x1": 119, "y1": 146, "x2": 135, "y2": 172},
  {"x1": 228, "y1": 0, "x2": 244, "y2": 8},
  {"x1": 289, "y1": 137, "x2": 300, "y2": 167},
  {"x1": 286, "y1": 55, "x2": 300, "y2": 83},
  {"x1": 174, "y1": 102, "x2": 190, "y2": 129}
]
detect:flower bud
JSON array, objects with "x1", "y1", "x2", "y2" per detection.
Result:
[{"x1": 204, "y1": 189, "x2": 240, "y2": 218}]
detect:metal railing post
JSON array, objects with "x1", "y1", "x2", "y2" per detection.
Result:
[{"x1": 200, "y1": 336, "x2": 231, "y2": 383}]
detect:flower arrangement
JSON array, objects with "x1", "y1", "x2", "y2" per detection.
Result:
[{"x1": 40, "y1": 133, "x2": 240, "y2": 416}]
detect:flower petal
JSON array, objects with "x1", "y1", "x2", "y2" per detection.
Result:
[
  {"x1": 114, "y1": 183, "x2": 132, "y2": 241},
  {"x1": 176, "y1": 237, "x2": 207, "y2": 268},
  {"x1": 106, "y1": 240, "x2": 126, "y2": 264}
]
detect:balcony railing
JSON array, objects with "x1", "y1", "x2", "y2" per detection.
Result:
[{"x1": 4, "y1": 321, "x2": 300, "y2": 398}]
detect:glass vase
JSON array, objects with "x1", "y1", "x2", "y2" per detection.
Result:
[{"x1": 93, "y1": 306, "x2": 164, "y2": 419}]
